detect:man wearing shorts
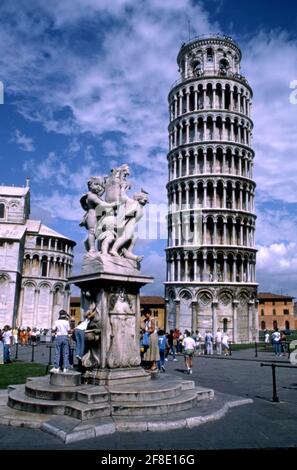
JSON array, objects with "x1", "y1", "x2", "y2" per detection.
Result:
[{"x1": 183, "y1": 330, "x2": 196, "y2": 374}]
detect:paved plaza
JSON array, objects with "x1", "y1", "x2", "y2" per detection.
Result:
[{"x1": 0, "y1": 345, "x2": 296, "y2": 450}]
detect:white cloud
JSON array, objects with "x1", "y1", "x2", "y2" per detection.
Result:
[
  {"x1": 2, "y1": 1, "x2": 297, "y2": 296},
  {"x1": 12, "y1": 129, "x2": 35, "y2": 152}
]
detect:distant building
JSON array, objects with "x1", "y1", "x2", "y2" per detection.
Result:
[
  {"x1": 70, "y1": 295, "x2": 166, "y2": 330},
  {"x1": 0, "y1": 181, "x2": 76, "y2": 329},
  {"x1": 69, "y1": 296, "x2": 81, "y2": 325},
  {"x1": 140, "y1": 296, "x2": 165, "y2": 330},
  {"x1": 258, "y1": 293, "x2": 294, "y2": 331}
]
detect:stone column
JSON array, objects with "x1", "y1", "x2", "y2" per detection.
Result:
[
  {"x1": 222, "y1": 87, "x2": 225, "y2": 109},
  {"x1": 203, "y1": 254, "x2": 207, "y2": 281},
  {"x1": 223, "y1": 183, "x2": 227, "y2": 207},
  {"x1": 223, "y1": 220, "x2": 227, "y2": 244},
  {"x1": 186, "y1": 121, "x2": 190, "y2": 143},
  {"x1": 203, "y1": 151, "x2": 207, "y2": 173},
  {"x1": 194, "y1": 87, "x2": 198, "y2": 110},
  {"x1": 213, "y1": 256, "x2": 218, "y2": 281},
  {"x1": 232, "y1": 300, "x2": 239, "y2": 342},
  {"x1": 173, "y1": 157, "x2": 177, "y2": 179},
  {"x1": 177, "y1": 255, "x2": 181, "y2": 281},
  {"x1": 186, "y1": 90, "x2": 190, "y2": 113},
  {"x1": 248, "y1": 300, "x2": 254, "y2": 342},
  {"x1": 178, "y1": 155, "x2": 182, "y2": 177},
  {"x1": 203, "y1": 119, "x2": 207, "y2": 141},
  {"x1": 175, "y1": 300, "x2": 180, "y2": 330},
  {"x1": 214, "y1": 219, "x2": 217, "y2": 245},
  {"x1": 170, "y1": 256, "x2": 175, "y2": 281},
  {"x1": 213, "y1": 183, "x2": 217, "y2": 208},
  {"x1": 212, "y1": 300, "x2": 218, "y2": 336},
  {"x1": 223, "y1": 256, "x2": 227, "y2": 281},
  {"x1": 193, "y1": 252, "x2": 198, "y2": 279},
  {"x1": 233, "y1": 258, "x2": 237, "y2": 282},
  {"x1": 203, "y1": 219, "x2": 207, "y2": 244},
  {"x1": 192, "y1": 301, "x2": 198, "y2": 333},
  {"x1": 204, "y1": 183, "x2": 208, "y2": 208},
  {"x1": 184, "y1": 253, "x2": 189, "y2": 281},
  {"x1": 179, "y1": 93, "x2": 182, "y2": 116}
]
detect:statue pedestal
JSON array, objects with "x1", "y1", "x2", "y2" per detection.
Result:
[{"x1": 69, "y1": 270, "x2": 154, "y2": 385}]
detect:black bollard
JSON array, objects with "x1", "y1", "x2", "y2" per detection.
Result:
[
  {"x1": 229, "y1": 342, "x2": 232, "y2": 356},
  {"x1": 14, "y1": 342, "x2": 19, "y2": 360},
  {"x1": 271, "y1": 364, "x2": 279, "y2": 402},
  {"x1": 48, "y1": 344, "x2": 53, "y2": 365},
  {"x1": 31, "y1": 344, "x2": 35, "y2": 362},
  {"x1": 255, "y1": 341, "x2": 258, "y2": 358}
]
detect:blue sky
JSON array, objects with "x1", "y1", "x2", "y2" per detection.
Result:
[{"x1": 1, "y1": 0, "x2": 297, "y2": 296}]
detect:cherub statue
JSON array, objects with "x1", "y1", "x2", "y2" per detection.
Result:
[{"x1": 79, "y1": 176, "x2": 116, "y2": 253}]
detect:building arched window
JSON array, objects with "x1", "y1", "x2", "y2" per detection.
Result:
[
  {"x1": 285, "y1": 320, "x2": 290, "y2": 330},
  {"x1": 207, "y1": 48, "x2": 213, "y2": 62},
  {"x1": 0, "y1": 203, "x2": 5, "y2": 219},
  {"x1": 219, "y1": 58, "x2": 229, "y2": 70},
  {"x1": 223, "y1": 318, "x2": 228, "y2": 332},
  {"x1": 261, "y1": 321, "x2": 266, "y2": 330},
  {"x1": 273, "y1": 320, "x2": 278, "y2": 330},
  {"x1": 41, "y1": 256, "x2": 48, "y2": 277}
]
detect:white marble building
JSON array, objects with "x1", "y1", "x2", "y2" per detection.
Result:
[
  {"x1": 165, "y1": 34, "x2": 258, "y2": 342},
  {"x1": 0, "y1": 181, "x2": 75, "y2": 329}
]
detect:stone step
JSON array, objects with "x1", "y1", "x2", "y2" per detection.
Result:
[
  {"x1": 24, "y1": 376, "x2": 108, "y2": 403},
  {"x1": 9, "y1": 386, "x2": 67, "y2": 416},
  {"x1": 77, "y1": 386, "x2": 109, "y2": 404},
  {"x1": 110, "y1": 389, "x2": 199, "y2": 416},
  {"x1": 108, "y1": 380, "x2": 183, "y2": 402},
  {"x1": 8, "y1": 386, "x2": 110, "y2": 421}
]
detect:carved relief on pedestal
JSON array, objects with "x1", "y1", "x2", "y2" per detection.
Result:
[{"x1": 107, "y1": 289, "x2": 140, "y2": 369}]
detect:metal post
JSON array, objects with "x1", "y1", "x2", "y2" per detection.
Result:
[
  {"x1": 255, "y1": 341, "x2": 258, "y2": 358},
  {"x1": 48, "y1": 344, "x2": 53, "y2": 365},
  {"x1": 15, "y1": 342, "x2": 19, "y2": 360},
  {"x1": 229, "y1": 342, "x2": 232, "y2": 356},
  {"x1": 287, "y1": 341, "x2": 290, "y2": 360},
  {"x1": 271, "y1": 364, "x2": 279, "y2": 402},
  {"x1": 31, "y1": 344, "x2": 35, "y2": 363}
]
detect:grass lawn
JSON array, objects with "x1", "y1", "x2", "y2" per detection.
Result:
[
  {"x1": 230, "y1": 343, "x2": 254, "y2": 351},
  {"x1": 0, "y1": 361, "x2": 47, "y2": 389}
]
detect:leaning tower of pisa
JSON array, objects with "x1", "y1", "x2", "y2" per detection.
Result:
[{"x1": 165, "y1": 34, "x2": 258, "y2": 343}]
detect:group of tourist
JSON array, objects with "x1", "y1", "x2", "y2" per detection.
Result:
[
  {"x1": 140, "y1": 312, "x2": 230, "y2": 375},
  {"x1": 264, "y1": 328, "x2": 289, "y2": 357}
]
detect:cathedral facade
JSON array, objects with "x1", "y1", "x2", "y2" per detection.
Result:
[
  {"x1": 165, "y1": 34, "x2": 258, "y2": 342},
  {"x1": 0, "y1": 181, "x2": 75, "y2": 329}
]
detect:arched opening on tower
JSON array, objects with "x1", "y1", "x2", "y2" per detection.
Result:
[
  {"x1": 206, "y1": 48, "x2": 214, "y2": 62},
  {"x1": 207, "y1": 252, "x2": 214, "y2": 281},
  {"x1": 223, "y1": 318, "x2": 228, "y2": 332}
]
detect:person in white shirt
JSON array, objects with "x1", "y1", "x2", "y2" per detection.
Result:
[
  {"x1": 50, "y1": 310, "x2": 70, "y2": 373},
  {"x1": 2, "y1": 325, "x2": 13, "y2": 363},
  {"x1": 74, "y1": 317, "x2": 89, "y2": 360},
  {"x1": 222, "y1": 333, "x2": 229, "y2": 356},
  {"x1": 215, "y1": 329, "x2": 223, "y2": 355},
  {"x1": 271, "y1": 328, "x2": 281, "y2": 356},
  {"x1": 264, "y1": 330, "x2": 270, "y2": 351},
  {"x1": 183, "y1": 330, "x2": 196, "y2": 374}
]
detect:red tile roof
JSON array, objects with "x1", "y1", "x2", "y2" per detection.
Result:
[
  {"x1": 140, "y1": 296, "x2": 165, "y2": 306},
  {"x1": 257, "y1": 292, "x2": 294, "y2": 301}
]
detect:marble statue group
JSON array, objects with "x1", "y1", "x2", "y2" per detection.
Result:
[{"x1": 80, "y1": 164, "x2": 148, "y2": 263}]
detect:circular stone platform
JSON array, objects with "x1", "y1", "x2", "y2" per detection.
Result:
[{"x1": 2, "y1": 370, "x2": 253, "y2": 443}]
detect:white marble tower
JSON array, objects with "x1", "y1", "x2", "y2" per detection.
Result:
[{"x1": 165, "y1": 34, "x2": 258, "y2": 342}]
